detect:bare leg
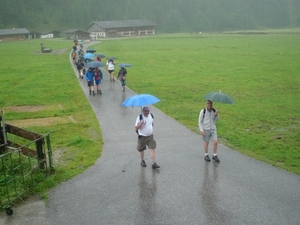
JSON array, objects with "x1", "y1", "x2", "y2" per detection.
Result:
[
  {"x1": 140, "y1": 150, "x2": 144, "y2": 160},
  {"x1": 112, "y1": 72, "x2": 115, "y2": 81},
  {"x1": 204, "y1": 142, "x2": 209, "y2": 154},
  {"x1": 213, "y1": 140, "x2": 218, "y2": 154},
  {"x1": 150, "y1": 149, "x2": 156, "y2": 163}
]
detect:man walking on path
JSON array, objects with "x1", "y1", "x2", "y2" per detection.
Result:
[
  {"x1": 198, "y1": 100, "x2": 220, "y2": 162},
  {"x1": 85, "y1": 68, "x2": 96, "y2": 95},
  {"x1": 135, "y1": 106, "x2": 160, "y2": 169}
]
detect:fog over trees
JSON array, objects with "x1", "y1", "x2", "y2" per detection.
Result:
[{"x1": 1, "y1": 0, "x2": 299, "y2": 32}]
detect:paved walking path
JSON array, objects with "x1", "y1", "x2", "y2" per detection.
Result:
[{"x1": 1, "y1": 42, "x2": 300, "y2": 225}]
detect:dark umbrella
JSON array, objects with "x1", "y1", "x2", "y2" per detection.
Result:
[
  {"x1": 118, "y1": 63, "x2": 132, "y2": 68},
  {"x1": 203, "y1": 91, "x2": 235, "y2": 104},
  {"x1": 106, "y1": 56, "x2": 118, "y2": 60},
  {"x1": 96, "y1": 53, "x2": 106, "y2": 58},
  {"x1": 86, "y1": 49, "x2": 96, "y2": 53},
  {"x1": 86, "y1": 61, "x2": 105, "y2": 68}
]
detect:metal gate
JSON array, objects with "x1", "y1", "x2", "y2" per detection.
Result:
[{"x1": 1, "y1": 111, "x2": 53, "y2": 215}]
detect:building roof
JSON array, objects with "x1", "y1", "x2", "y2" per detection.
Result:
[
  {"x1": 0, "y1": 28, "x2": 30, "y2": 36},
  {"x1": 41, "y1": 30, "x2": 61, "y2": 35},
  {"x1": 88, "y1": 20, "x2": 156, "y2": 29},
  {"x1": 65, "y1": 29, "x2": 90, "y2": 34}
]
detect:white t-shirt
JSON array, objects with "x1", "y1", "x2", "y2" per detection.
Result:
[
  {"x1": 106, "y1": 60, "x2": 115, "y2": 70},
  {"x1": 135, "y1": 114, "x2": 154, "y2": 136}
]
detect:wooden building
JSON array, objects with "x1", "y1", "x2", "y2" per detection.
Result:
[
  {"x1": 0, "y1": 28, "x2": 30, "y2": 41},
  {"x1": 87, "y1": 20, "x2": 156, "y2": 38},
  {"x1": 65, "y1": 29, "x2": 90, "y2": 40},
  {"x1": 41, "y1": 30, "x2": 61, "y2": 38}
]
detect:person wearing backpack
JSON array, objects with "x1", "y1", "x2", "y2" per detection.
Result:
[
  {"x1": 94, "y1": 67, "x2": 103, "y2": 95},
  {"x1": 72, "y1": 50, "x2": 77, "y2": 64},
  {"x1": 135, "y1": 106, "x2": 160, "y2": 169},
  {"x1": 85, "y1": 68, "x2": 96, "y2": 96},
  {"x1": 117, "y1": 67, "x2": 127, "y2": 92},
  {"x1": 76, "y1": 59, "x2": 84, "y2": 79},
  {"x1": 198, "y1": 100, "x2": 220, "y2": 162}
]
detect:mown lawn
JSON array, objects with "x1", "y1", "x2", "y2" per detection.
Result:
[
  {"x1": 96, "y1": 32, "x2": 300, "y2": 174},
  {"x1": 0, "y1": 38, "x2": 103, "y2": 199}
]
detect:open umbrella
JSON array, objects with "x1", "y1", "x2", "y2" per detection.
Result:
[
  {"x1": 86, "y1": 61, "x2": 105, "y2": 68},
  {"x1": 86, "y1": 49, "x2": 96, "y2": 53},
  {"x1": 122, "y1": 94, "x2": 160, "y2": 107},
  {"x1": 203, "y1": 91, "x2": 235, "y2": 104},
  {"x1": 84, "y1": 53, "x2": 94, "y2": 59},
  {"x1": 106, "y1": 56, "x2": 118, "y2": 60},
  {"x1": 96, "y1": 53, "x2": 106, "y2": 58},
  {"x1": 118, "y1": 63, "x2": 132, "y2": 68}
]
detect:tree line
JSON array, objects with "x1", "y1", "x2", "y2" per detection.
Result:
[{"x1": 0, "y1": 0, "x2": 299, "y2": 33}]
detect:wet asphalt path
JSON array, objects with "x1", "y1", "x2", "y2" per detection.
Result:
[{"x1": 1, "y1": 42, "x2": 300, "y2": 225}]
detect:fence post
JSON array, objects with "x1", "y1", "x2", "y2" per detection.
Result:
[{"x1": 36, "y1": 138, "x2": 45, "y2": 169}]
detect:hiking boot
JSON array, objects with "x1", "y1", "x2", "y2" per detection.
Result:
[
  {"x1": 212, "y1": 155, "x2": 220, "y2": 163},
  {"x1": 204, "y1": 155, "x2": 211, "y2": 162},
  {"x1": 152, "y1": 163, "x2": 160, "y2": 169},
  {"x1": 141, "y1": 160, "x2": 146, "y2": 167},
  {"x1": 99, "y1": 90, "x2": 102, "y2": 95}
]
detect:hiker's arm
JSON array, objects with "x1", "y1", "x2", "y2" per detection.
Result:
[
  {"x1": 214, "y1": 110, "x2": 219, "y2": 122},
  {"x1": 198, "y1": 110, "x2": 204, "y2": 132}
]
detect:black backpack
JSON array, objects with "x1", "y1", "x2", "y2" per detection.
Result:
[
  {"x1": 136, "y1": 113, "x2": 154, "y2": 134},
  {"x1": 202, "y1": 108, "x2": 215, "y2": 119}
]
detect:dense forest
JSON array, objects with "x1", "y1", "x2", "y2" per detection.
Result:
[{"x1": 1, "y1": 0, "x2": 299, "y2": 32}]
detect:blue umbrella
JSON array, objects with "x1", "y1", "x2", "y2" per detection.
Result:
[
  {"x1": 84, "y1": 53, "x2": 94, "y2": 59},
  {"x1": 118, "y1": 63, "x2": 132, "y2": 68},
  {"x1": 122, "y1": 94, "x2": 160, "y2": 107},
  {"x1": 86, "y1": 61, "x2": 105, "y2": 68}
]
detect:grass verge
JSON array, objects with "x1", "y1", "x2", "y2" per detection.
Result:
[{"x1": 0, "y1": 39, "x2": 103, "y2": 205}]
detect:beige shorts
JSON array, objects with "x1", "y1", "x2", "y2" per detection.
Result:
[{"x1": 137, "y1": 134, "x2": 156, "y2": 151}]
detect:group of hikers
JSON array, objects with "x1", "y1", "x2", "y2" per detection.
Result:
[
  {"x1": 71, "y1": 40, "x2": 127, "y2": 95},
  {"x1": 70, "y1": 40, "x2": 220, "y2": 170}
]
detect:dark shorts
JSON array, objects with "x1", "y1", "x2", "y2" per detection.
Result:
[
  {"x1": 95, "y1": 79, "x2": 102, "y2": 85},
  {"x1": 108, "y1": 70, "x2": 114, "y2": 73},
  {"x1": 137, "y1": 134, "x2": 156, "y2": 152},
  {"x1": 87, "y1": 81, "x2": 94, "y2": 87},
  {"x1": 121, "y1": 80, "x2": 126, "y2": 86}
]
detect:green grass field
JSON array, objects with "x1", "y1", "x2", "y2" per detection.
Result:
[
  {"x1": 0, "y1": 39, "x2": 103, "y2": 199},
  {"x1": 0, "y1": 32, "x2": 299, "y2": 204},
  {"x1": 96, "y1": 32, "x2": 300, "y2": 174}
]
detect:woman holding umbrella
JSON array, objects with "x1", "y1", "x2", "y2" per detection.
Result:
[
  {"x1": 117, "y1": 66, "x2": 127, "y2": 92},
  {"x1": 106, "y1": 58, "x2": 116, "y2": 82}
]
